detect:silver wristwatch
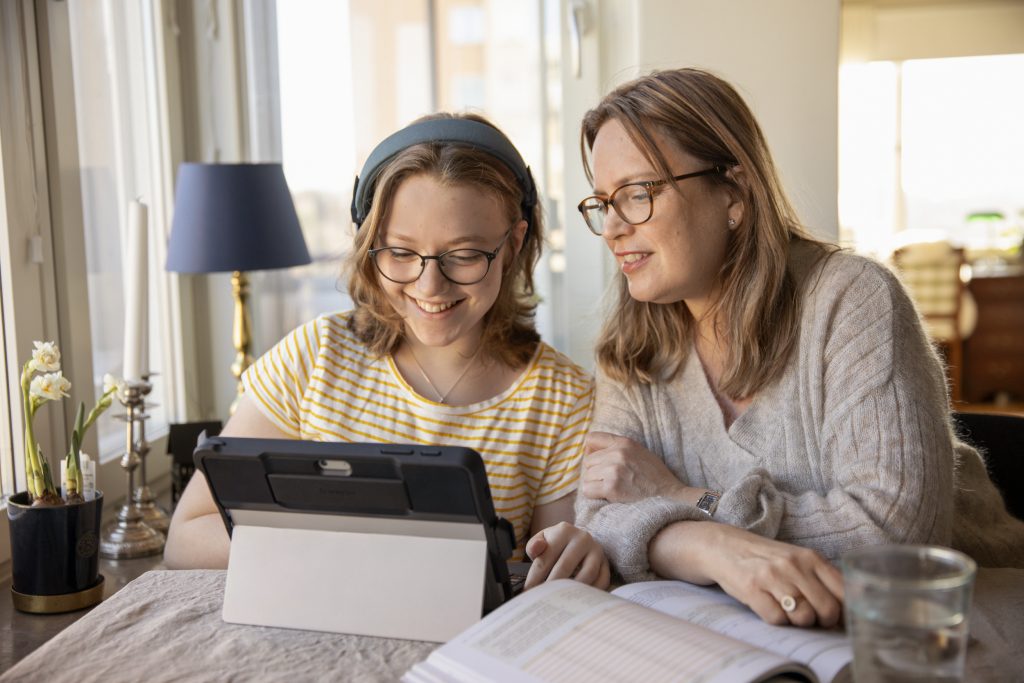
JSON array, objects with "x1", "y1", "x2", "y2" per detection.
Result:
[{"x1": 696, "y1": 490, "x2": 721, "y2": 517}]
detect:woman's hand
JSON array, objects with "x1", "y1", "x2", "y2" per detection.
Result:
[
  {"x1": 656, "y1": 522, "x2": 845, "y2": 628},
  {"x1": 523, "y1": 522, "x2": 611, "y2": 591},
  {"x1": 581, "y1": 431, "x2": 689, "y2": 504}
]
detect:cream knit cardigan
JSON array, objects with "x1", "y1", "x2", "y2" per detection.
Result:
[{"x1": 577, "y1": 243, "x2": 1024, "y2": 582}]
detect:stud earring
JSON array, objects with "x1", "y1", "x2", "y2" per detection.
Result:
[{"x1": 728, "y1": 218, "x2": 737, "y2": 229}]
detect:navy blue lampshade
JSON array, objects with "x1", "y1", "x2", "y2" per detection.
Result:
[{"x1": 166, "y1": 163, "x2": 311, "y2": 273}]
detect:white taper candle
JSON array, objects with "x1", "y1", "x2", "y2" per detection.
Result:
[{"x1": 122, "y1": 200, "x2": 148, "y2": 383}]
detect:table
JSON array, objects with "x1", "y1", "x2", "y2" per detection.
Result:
[
  {"x1": 0, "y1": 554, "x2": 166, "y2": 671},
  {"x1": 2, "y1": 569, "x2": 1022, "y2": 682},
  {"x1": 0, "y1": 570, "x2": 437, "y2": 682}
]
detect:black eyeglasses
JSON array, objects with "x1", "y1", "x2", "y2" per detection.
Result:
[
  {"x1": 577, "y1": 166, "x2": 727, "y2": 236},
  {"x1": 368, "y1": 230, "x2": 512, "y2": 285}
]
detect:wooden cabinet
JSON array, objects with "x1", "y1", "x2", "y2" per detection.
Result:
[{"x1": 963, "y1": 273, "x2": 1024, "y2": 403}]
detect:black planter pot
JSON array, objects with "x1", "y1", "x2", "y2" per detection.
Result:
[{"x1": 7, "y1": 491, "x2": 104, "y2": 613}]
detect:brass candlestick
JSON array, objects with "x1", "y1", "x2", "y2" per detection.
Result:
[
  {"x1": 99, "y1": 381, "x2": 164, "y2": 559},
  {"x1": 133, "y1": 375, "x2": 169, "y2": 534}
]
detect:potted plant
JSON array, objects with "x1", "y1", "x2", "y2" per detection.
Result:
[{"x1": 6, "y1": 341, "x2": 120, "y2": 613}]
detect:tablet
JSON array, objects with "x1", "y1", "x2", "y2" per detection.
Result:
[{"x1": 193, "y1": 435, "x2": 519, "y2": 616}]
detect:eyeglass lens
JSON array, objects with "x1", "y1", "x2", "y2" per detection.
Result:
[
  {"x1": 372, "y1": 248, "x2": 493, "y2": 285},
  {"x1": 580, "y1": 183, "x2": 654, "y2": 235}
]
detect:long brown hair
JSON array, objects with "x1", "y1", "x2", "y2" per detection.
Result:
[
  {"x1": 582, "y1": 69, "x2": 830, "y2": 398},
  {"x1": 347, "y1": 113, "x2": 542, "y2": 367}
]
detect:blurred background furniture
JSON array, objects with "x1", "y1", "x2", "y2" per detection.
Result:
[
  {"x1": 953, "y1": 411, "x2": 1024, "y2": 521},
  {"x1": 167, "y1": 421, "x2": 223, "y2": 507},
  {"x1": 962, "y1": 270, "x2": 1024, "y2": 405},
  {"x1": 893, "y1": 241, "x2": 976, "y2": 402}
]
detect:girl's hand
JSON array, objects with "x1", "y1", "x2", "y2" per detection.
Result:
[
  {"x1": 581, "y1": 431, "x2": 688, "y2": 503},
  {"x1": 523, "y1": 522, "x2": 611, "y2": 591}
]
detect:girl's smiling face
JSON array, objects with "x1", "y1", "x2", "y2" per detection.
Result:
[{"x1": 378, "y1": 172, "x2": 524, "y2": 352}]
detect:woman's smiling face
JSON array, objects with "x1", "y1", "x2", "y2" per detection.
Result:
[
  {"x1": 377, "y1": 173, "x2": 522, "y2": 350},
  {"x1": 590, "y1": 118, "x2": 739, "y2": 309}
]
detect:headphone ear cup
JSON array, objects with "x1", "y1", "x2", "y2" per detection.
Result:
[{"x1": 350, "y1": 174, "x2": 364, "y2": 226}]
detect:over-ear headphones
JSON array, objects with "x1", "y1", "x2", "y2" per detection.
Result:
[{"x1": 350, "y1": 118, "x2": 538, "y2": 234}]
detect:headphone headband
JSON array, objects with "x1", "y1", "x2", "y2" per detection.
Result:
[{"x1": 350, "y1": 118, "x2": 538, "y2": 232}]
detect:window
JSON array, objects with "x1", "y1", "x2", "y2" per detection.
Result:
[
  {"x1": 2, "y1": 0, "x2": 183, "y2": 525},
  {"x1": 839, "y1": 54, "x2": 1024, "y2": 258},
  {"x1": 244, "y1": 0, "x2": 560, "y2": 354},
  {"x1": 65, "y1": 1, "x2": 171, "y2": 459},
  {"x1": 0, "y1": 1, "x2": 59, "y2": 505},
  {"x1": 247, "y1": 0, "x2": 361, "y2": 351}
]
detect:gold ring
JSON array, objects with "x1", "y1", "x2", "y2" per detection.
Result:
[{"x1": 779, "y1": 595, "x2": 797, "y2": 613}]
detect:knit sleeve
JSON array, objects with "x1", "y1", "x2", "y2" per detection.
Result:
[
  {"x1": 711, "y1": 261, "x2": 955, "y2": 560},
  {"x1": 240, "y1": 317, "x2": 323, "y2": 438},
  {"x1": 575, "y1": 369, "x2": 710, "y2": 582}
]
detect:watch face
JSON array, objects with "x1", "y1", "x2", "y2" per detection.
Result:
[{"x1": 697, "y1": 492, "x2": 720, "y2": 515}]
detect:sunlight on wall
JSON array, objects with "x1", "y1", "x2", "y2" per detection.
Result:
[{"x1": 838, "y1": 61, "x2": 898, "y2": 255}]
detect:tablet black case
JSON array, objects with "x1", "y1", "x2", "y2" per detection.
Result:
[{"x1": 193, "y1": 436, "x2": 518, "y2": 612}]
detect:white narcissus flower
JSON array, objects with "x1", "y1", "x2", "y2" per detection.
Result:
[
  {"x1": 30, "y1": 372, "x2": 72, "y2": 402},
  {"x1": 30, "y1": 341, "x2": 61, "y2": 373},
  {"x1": 102, "y1": 373, "x2": 125, "y2": 396}
]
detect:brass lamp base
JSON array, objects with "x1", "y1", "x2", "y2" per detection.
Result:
[
  {"x1": 229, "y1": 270, "x2": 254, "y2": 415},
  {"x1": 12, "y1": 575, "x2": 105, "y2": 614}
]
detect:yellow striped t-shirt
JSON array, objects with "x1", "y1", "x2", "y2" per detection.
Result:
[{"x1": 241, "y1": 311, "x2": 594, "y2": 558}]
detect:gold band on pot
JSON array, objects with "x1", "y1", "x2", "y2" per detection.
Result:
[{"x1": 11, "y1": 574, "x2": 105, "y2": 614}]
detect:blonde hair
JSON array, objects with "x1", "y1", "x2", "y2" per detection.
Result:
[
  {"x1": 347, "y1": 113, "x2": 542, "y2": 368},
  {"x1": 582, "y1": 69, "x2": 831, "y2": 398}
]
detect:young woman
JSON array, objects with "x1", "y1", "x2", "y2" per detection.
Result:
[
  {"x1": 573, "y1": 68, "x2": 1024, "y2": 627},
  {"x1": 166, "y1": 113, "x2": 609, "y2": 591}
]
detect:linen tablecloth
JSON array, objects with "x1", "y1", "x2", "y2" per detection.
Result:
[
  {"x1": 1, "y1": 570, "x2": 437, "y2": 682},
  {"x1": 2, "y1": 568, "x2": 1022, "y2": 682}
]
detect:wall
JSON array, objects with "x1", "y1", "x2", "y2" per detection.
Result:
[
  {"x1": 553, "y1": 0, "x2": 841, "y2": 367},
  {"x1": 843, "y1": 1, "x2": 1024, "y2": 62},
  {"x1": 609, "y1": 0, "x2": 842, "y2": 239}
]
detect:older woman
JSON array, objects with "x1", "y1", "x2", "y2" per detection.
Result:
[{"x1": 574, "y1": 68, "x2": 1024, "y2": 628}]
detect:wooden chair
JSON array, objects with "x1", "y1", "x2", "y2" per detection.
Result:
[
  {"x1": 893, "y1": 242, "x2": 973, "y2": 401},
  {"x1": 953, "y1": 411, "x2": 1024, "y2": 520}
]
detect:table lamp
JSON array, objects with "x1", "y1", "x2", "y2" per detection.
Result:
[{"x1": 166, "y1": 163, "x2": 311, "y2": 410}]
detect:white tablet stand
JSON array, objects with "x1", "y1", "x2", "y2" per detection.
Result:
[{"x1": 222, "y1": 510, "x2": 491, "y2": 642}]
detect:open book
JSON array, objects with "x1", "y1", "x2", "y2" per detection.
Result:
[{"x1": 403, "y1": 579, "x2": 852, "y2": 683}]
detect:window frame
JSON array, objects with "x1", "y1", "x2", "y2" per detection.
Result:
[
  {"x1": 34, "y1": 0, "x2": 191, "y2": 496},
  {"x1": 0, "y1": 0, "x2": 196, "y2": 573},
  {"x1": 0, "y1": 0, "x2": 68, "y2": 567}
]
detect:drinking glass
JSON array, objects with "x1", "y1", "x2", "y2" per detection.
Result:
[{"x1": 842, "y1": 544, "x2": 976, "y2": 683}]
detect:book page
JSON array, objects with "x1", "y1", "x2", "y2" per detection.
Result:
[
  {"x1": 612, "y1": 581, "x2": 851, "y2": 683},
  {"x1": 403, "y1": 579, "x2": 816, "y2": 683}
]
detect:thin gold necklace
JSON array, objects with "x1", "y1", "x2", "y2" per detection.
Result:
[{"x1": 406, "y1": 343, "x2": 483, "y2": 404}]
